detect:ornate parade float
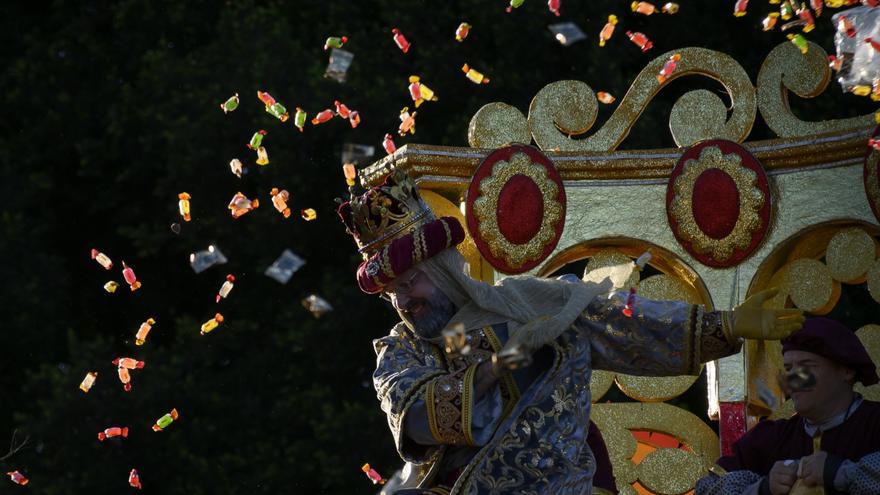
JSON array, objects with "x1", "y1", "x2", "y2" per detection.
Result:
[{"x1": 360, "y1": 36, "x2": 880, "y2": 494}]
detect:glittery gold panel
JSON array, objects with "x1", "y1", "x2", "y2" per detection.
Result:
[
  {"x1": 472, "y1": 152, "x2": 563, "y2": 269},
  {"x1": 826, "y1": 227, "x2": 877, "y2": 283},
  {"x1": 467, "y1": 102, "x2": 531, "y2": 149},
  {"x1": 855, "y1": 324, "x2": 880, "y2": 402},
  {"x1": 582, "y1": 248, "x2": 640, "y2": 291},
  {"x1": 868, "y1": 260, "x2": 880, "y2": 304},
  {"x1": 592, "y1": 402, "x2": 719, "y2": 495},
  {"x1": 669, "y1": 146, "x2": 765, "y2": 262},
  {"x1": 757, "y1": 40, "x2": 876, "y2": 138},
  {"x1": 419, "y1": 190, "x2": 482, "y2": 279},
  {"x1": 786, "y1": 258, "x2": 840, "y2": 314},
  {"x1": 591, "y1": 370, "x2": 615, "y2": 403}
]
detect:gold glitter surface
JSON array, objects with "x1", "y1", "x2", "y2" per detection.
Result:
[
  {"x1": 825, "y1": 227, "x2": 876, "y2": 283},
  {"x1": 669, "y1": 89, "x2": 728, "y2": 148},
  {"x1": 638, "y1": 448, "x2": 704, "y2": 495},
  {"x1": 786, "y1": 258, "x2": 839, "y2": 314},
  {"x1": 638, "y1": 274, "x2": 701, "y2": 304},
  {"x1": 472, "y1": 152, "x2": 563, "y2": 270},
  {"x1": 757, "y1": 40, "x2": 876, "y2": 138},
  {"x1": 855, "y1": 324, "x2": 880, "y2": 402},
  {"x1": 591, "y1": 370, "x2": 615, "y2": 402},
  {"x1": 467, "y1": 102, "x2": 531, "y2": 149},
  {"x1": 420, "y1": 190, "x2": 482, "y2": 280},
  {"x1": 867, "y1": 260, "x2": 880, "y2": 304},
  {"x1": 582, "y1": 249, "x2": 640, "y2": 290},
  {"x1": 669, "y1": 146, "x2": 765, "y2": 263}
]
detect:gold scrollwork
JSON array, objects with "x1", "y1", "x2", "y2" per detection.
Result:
[
  {"x1": 467, "y1": 102, "x2": 531, "y2": 149},
  {"x1": 757, "y1": 40, "x2": 876, "y2": 138}
]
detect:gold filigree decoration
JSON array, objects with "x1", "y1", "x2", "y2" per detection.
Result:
[
  {"x1": 472, "y1": 152, "x2": 563, "y2": 269},
  {"x1": 786, "y1": 258, "x2": 840, "y2": 314},
  {"x1": 592, "y1": 402, "x2": 719, "y2": 495},
  {"x1": 669, "y1": 146, "x2": 765, "y2": 262},
  {"x1": 825, "y1": 227, "x2": 877, "y2": 283},
  {"x1": 757, "y1": 40, "x2": 876, "y2": 138},
  {"x1": 523, "y1": 47, "x2": 755, "y2": 151},
  {"x1": 467, "y1": 102, "x2": 530, "y2": 149}
]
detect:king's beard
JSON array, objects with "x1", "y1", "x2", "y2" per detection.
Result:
[{"x1": 398, "y1": 288, "x2": 457, "y2": 340}]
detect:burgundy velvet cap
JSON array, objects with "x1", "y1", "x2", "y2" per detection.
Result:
[{"x1": 781, "y1": 317, "x2": 878, "y2": 386}]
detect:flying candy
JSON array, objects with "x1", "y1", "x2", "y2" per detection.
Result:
[
  {"x1": 408, "y1": 76, "x2": 438, "y2": 107},
  {"x1": 462, "y1": 63, "x2": 490, "y2": 84},
  {"x1": 7, "y1": 471, "x2": 28, "y2": 486},
  {"x1": 343, "y1": 163, "x2": 358, "y2": 186},
  {"x1": 294, "y1": 108, "x2": 307, "y2": 132},
  {"x1": 228, "y1": 192, "x2": 260, "y2": 219},
  {"x1": 129, "y1": 469, "x2": 142, "y2": 490},
  {"x1": 200, "y1": 313, "x2": 224, "y2": 335},
  {"x1": 256, "y1": 146, "x2": 269, "y2": 166},
  {"x1": 190, "y1": 244, "x2": 228, "y2": 274},
  {"x1": 867, "y1": 38, "x2": 880, "y2": 54},
  {"x1": 230, "y1": 158, "x2": 243, "y2": 178},
  {"x1": 311, "y1": 108, "x2": 335, "y2": 125},
  {"x1": 869, "y1": 138, "x2": 880, "y2": 150},
  {"x1": 763, "y1": 12, "x2": 780, "y2": 30},
  {"x1": 810, "y1": 0, "x2": 823, "y2": 16},
  {"x1": 837, "y1": 15, "x2": 856, "y2": 38},
  {"x1": 152, "y1": 408, "x2": 179, "y2": 431},
  {"x1": 134, "y1": 318, "x2": 156, "y2": 346},
  {"x1": 270, "y1": 188, "x2": 291, "y2": 218},
  {"x1": 334, "y1": 100, "x2": 352, "y2": 119},
  {"x1": 325, "y1": 48, "x2": 354, "y2": 83},
  {"x1": 733, "y1": 0, "x2": 748, "y2": 16},
  {"x1": 121, "y1": 261, "x2": 142, "y2": 291},
  {"x1": 247, "y1": 130, "x2": 267, "y2": 150},
  {"x1": 220, "y1": 94, "x2": 239, "y2": 114},
  {"x1": 104, "y1": 281, "x2": 119, "y2": 293},
  {"x1": 398, "y1": 107, "x2": 417, "y2": 136},
  {"x1": 265, "y1": 249, "x2": 306, "y2": 284},
  {"x1": 257, "y1": 91, "x2": 276, "y2": 107},
  {"x1": 91, "y1": 248, "x2": 113, "y2": 270},
  {"x1": 301, "y1": 208, "x2": 317, "y2": 221},
  {"x1": 626, "y1": 31, "x2": 654, "y2": 52},
  {"x1": 391, "y1": 28, "x2": 411, "y2": 53},
  {"x1": 216, "y1": 274, "x2": 235, "y2": 303},
  {"x1": 788, "y1": 33, "x2": 809, "y2": 54},
  {"x1": 599, "y1": 15, "x2": 618, "y2": 47},
  {"x1": 178, "y1": 192, "x2": 191, "y2": 222},
  {"x1": 597, "y1": 92, "x2": 616, "y2": 104},
  {"x1": 632, "y1": 1, "x2": 657, "y2": 15},
  {"x1": 362, "y1": 464, "x2": 386, "y2": 485},
  {"x1": 797, "y1": 4, "x2": 815, "y2": 32},
  {"x1": 383, "y1": 133, "x2": 397, "y2": 155},
  {"x1": 549, "y1": 22, "x2": 587, "y2": 46},
  {"x1": 267, "y1": 102, "x2": 289, "y2": 122},
  {"x1": 657, "y1": 53, "x2": 682, "y2": 83},
  {"x1": 79, "y1": 371, "x2": 98, "y2": 392},
  {"x1": 548, "y1": 0, "x2": 561, "y2": 16},
  {"x1": 661, "y1": 2, "x2": 679, "y2": 14},
  {"x1": 114, "y1": 357, "x2": 145, "y2": 370},
  {"x1": 348, "y1": 110, "x2": 361, "y2": 128},
  {"x1": 780, "y1": 1, "x2": 795, "y2": 21},
  {"x1": 455, "y1": 22, "x2": 471, "y2": 41},
  {"x1": 324, "y1": 36, "x2": 348, "y2": 51},
  {"x1": 97, "y1": 426, "x2": 129, "y2": 441},
  {"x1": 302, "y1": 294, "x2": 334, "y2": 318},
  {"x1": 506, "y1": 0, "x2": 525, "y2": 12},
  {"x1": 117, "y1": 367, "x2": 133, "y2": 391}
]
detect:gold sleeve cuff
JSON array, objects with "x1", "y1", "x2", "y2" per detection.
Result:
[{"x1": 425, "y1": 364, "x2": 478, "y2": 446}]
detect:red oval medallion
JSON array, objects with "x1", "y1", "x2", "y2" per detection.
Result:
[
  {"x1": 692, "y1": 168, "x2": 740, "y2": 240},
  {"x1": 498, "y1": 174, "x2": 544, "y2": 244}
]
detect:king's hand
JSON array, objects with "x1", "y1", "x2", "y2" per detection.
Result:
[{"x1": 730, "y1": 288, "x2": 805, "y2": 340}]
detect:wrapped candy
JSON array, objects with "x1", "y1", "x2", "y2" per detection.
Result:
[
  {"x1": 7, "y1": 471, "x2": 28, "y2": 486},
  {"x1": 599, "y1": 15, "x2": 618, "y2": 47},
  {"x1": 129, "y1": 469, "x2": 142, "y2": 490},
  {"x1": 302, "y1": 294, "x2": 334, "y2": 318},
  {"x1": 461, "y1": 63, "x2": 490, "y2": 84},
  {"x1": 256, "y1": 146, "x2": 269, "y2": 166},
  {"x1": 135, "y1": 318, "x2": 156, "y2": 346},
  {"x1": 763, "y1": 12, "x2": 781, "y2": 30},
  {"x1": 178, "y1": 192, "x2": 191, "y2": 222},
  {"x1": 121, "y1": 261, "x2": 142, "y2": 291},
  {"x1": 294, "y1": 107, "x2": 307, "y2": 132},
  {"x1": 348, "y1": 110, "x2": 361, "y2": 128},
  {"x1": 626, "y1": 31, "x2": 654, "y2": 52},
  {"x1": 656, "y1": 53, "x2": 682, "y2": 83},
  {"x1": 455, "y1": 22, "x2": 471, "y2": 41},
  {"x1": 408, "y1": 76, "x2": 439, "y2": 107},
  {"x1": 325, "y1": 48, "x2": 354, "y2": 83},
  {"x1": 216, "y1": 274, "x2": 235, "y2": 303},
  {"x1": 114, "y1": 357, "x2": 145, "y2": 369},
  {"x1": 230, "y1": 158, "x2": 243, "y2": 178},
  {"x1": 228, "y1": 192, "x2": 259, "y2": 219},
  {"x1": 797, "y1": 4, "x2": 816, "y2": 32},
  {"x1": 811, "y1": 0, "x2": 824, "y2": 16},
  {"x1": 220, "y1": 93, "x2": 239, "y2": 113},
  {"x1": 391, "y1": 28, "x2": 411, "y2": 53},
  {"x1": 91, "y1": 248, "x2": 113, "y2": 270},
  {"x1": 264, "y1": 249, "x2": 306, "y2": 284},
  {"x1": 398, "y1": 107, "x2": 417, "y2": 136},
  {"x1": 734, "y1": 0, "x2": 748, "y2": 16},
  {"x1": 324, "y1": 36, "x2": 348, "y2": 50},
  {"x1": 334, "y1": 100, "x2": 352, "y2": 119},
  {"x1": 152, "y1": 408, "x2": 179, "y2": 431},
  {"x1": 506, "y1": 0, "x2": 525, "y2": 12},
  {"x1": 362, "y1": 464, "x2": 386, "y2": 485},
  {"x1": 788, "y1": 33, "x2": 809, "y2": 54},
  {"x1": 104, "y1": 281, "x2": 119, "y2": 293},
  {"x1": 311, "y1": 108, "x2": 335, "y2": 125},
  {"x1": 190, "y1": 244, "x2": 227, "y2": 274},
  {"x1": 247, "y1": 130, "x2": 267, "y2": 150},
  {"x1": 79, "y1": 371, "x2": 98, "y2": 392},
  {"x1": 832, "y1": 6, "x2": 880, "y2": 96},
  {"x1": 661, "y1": 2, "x2": 679, "y2": 14},
  {"x1": 270, "y1": 188, "x2": 291, "y2": 218},
  {"x1": 267, "y1": 102, "x2": 289, "y2": 122},
  {"x1": 548, "y1": 0, "x2": 561, "y2": 16},
  {"x1": 257, "y1": 91, "x2": 276, "y2": 107},
  {"x1": 780, "y1": 1, "x2": 795, "y2": 20},
  {"x1": 632, "y1": 1, "x2": 657, "y2": 15},
  {"x1": 838, "y1": 15, "x2": 856, "y2": 37},
  {"x1": 117, "y1": 366, "x2": 132, "y2": 391},
  {"x1": 97, "y1": 426, "x2": 129, "y2": 441},
  {"x1": 868, "y1": 37, "x2": 880, "y2": 53},
  {"x1": 301, "y1": 208, "x2": 317, "y2": 221},
  {"x1": 869, "y1": 137, "x2": 880, "y2": 150},
  {"x1": 200, "y1": 313, "x2": 224, "y2": 335},
  {"x1": 549, "y1": 22, "x2": 587, "y2": 46},
  {"x1": 597, "y1": 91, "x2": 616, "y2": 104},
  {"x1": 343, "y1": 163, "x2": 358, "y2": 186},
  {"x1": 383, "y1": 133, "x2": 397, "y2": 155}
]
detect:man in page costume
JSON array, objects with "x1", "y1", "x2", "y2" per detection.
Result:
[
  {"x1": 696, "y1": 317, "x2": 880, "y2": 495},
  {"x1": 338, "y1": 170, "x2": 805, "y2": 495}
]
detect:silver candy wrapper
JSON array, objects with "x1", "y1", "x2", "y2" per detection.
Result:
[
  {"x1": 301, "y1": 294, "x2": 334, "y2": 318},
  {"x1": 548, "y1": 22, "x2": 587, "y2": 46},
  {"x1": 831, "y1": 6, "x2": 880, "y2": 94},
  {"x1": 324, "y1": 48, "x2": 354, "y2": 83},
  {"x1": 264, "y1": 249, "x2": 306, "y2": 284},
  {"x1": 189, "y1": 245, "x2": 228, "y2": 274}
]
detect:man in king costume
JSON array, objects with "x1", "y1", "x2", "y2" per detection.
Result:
[{"x1": 338, "y1": 169, "x2": 805, "y2": 495}]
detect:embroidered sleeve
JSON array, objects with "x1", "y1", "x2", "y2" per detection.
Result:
[
  {"x1": 425, "y1": 363, "x2": 479, "y2": 446},
  {"x1": 695, "y1": 469, "x2": 764, "y2": 495},
  {"x1": 834, "y1": 451, "x2": 880, "y2": 495},
  {"x1": 700, "y1": 310, "x2": 742, "y2": 362}
]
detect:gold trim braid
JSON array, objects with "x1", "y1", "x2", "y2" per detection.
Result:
[{"x1": 425, "y1": 365, "x2": 478, "y2": 446}]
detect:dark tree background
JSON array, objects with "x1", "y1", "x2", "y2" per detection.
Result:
[{"x1": 0, "y1": 1, "x2": 874, "y2": 493}]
